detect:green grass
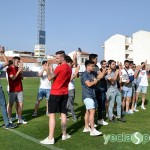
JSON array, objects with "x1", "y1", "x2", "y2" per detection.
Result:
[{"x1": 0, "y1": 78, "x2": 150, "y2": 150}]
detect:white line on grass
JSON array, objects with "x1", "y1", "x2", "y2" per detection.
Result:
[{"x1": 9, "y1": 129, "x2": 63, "y2": 150}]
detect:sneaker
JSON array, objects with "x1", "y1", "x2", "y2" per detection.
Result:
[
  {"x1": 117, "y1": 117, "x2": 126, "y2": 122},
  {"x1": 62, "y1": 134, "x2": 71, "y2": 140},
  {"x1": 133, "y1": 108, "x2": 139, "y2": 112},
  {"x1": 32, "y1": 112, "x2": 37, "y2": 117},
  {"x1": 90, "y1": 129, "x2": 102, "y2": 136},
  {"x1": 40, "y1": 137, "x2": 54, "y2": 145},
  {"x1": 5, "y1": 123, "x2": 17, "y2": 129},
  {"x1": 89, "y1": 124, "x2": 97, "y2": 128},
  {"x1": 141, "y1": 106, "x2": 146, "y2": 110},
  {"x1": 97, "y1": 119, "x2": 108, "y2": 126},
  {"x1": 18, "y1": 119, "x2": 27, "y2": 124},
  {"x1": 9, "y1": 118, "x2": 13, "y2": 124},
  {"x1": 16, "y1": 115, "x2": 25, "y2": 120},
  {"x1": 83, "y1": 127, "x2": 91, "y2": 132},
  {"x1": 126, "y1": 110, "x2": 134, "y2": 114}
]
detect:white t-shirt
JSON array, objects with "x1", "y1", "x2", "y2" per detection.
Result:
[
  {"x1": 39, "y1": 70, "x2": 51, "y2": 89},
  {"x1": 68, "y1": 68, "x2": 75, "y2": 90},
  {"x1": 136, "y1": 70, "x2": 148, "y2": 86},
  {"x1": 120, "y1": 68, "x2": 134, "y2": 82}
]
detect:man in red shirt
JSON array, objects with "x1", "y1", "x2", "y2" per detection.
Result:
[
  {"x1": 40, "y1": 51, "x2": 72, "y2": 145},
  {"x1": 7, "y1": 56, "x2": 27, "y2": 124}
]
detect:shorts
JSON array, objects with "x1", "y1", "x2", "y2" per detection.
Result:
[
  {"x1": 37, "y1": 88, "x2": 50, "y2": 101},
  {"x1": 122, "y1": 86, "x2": 132, "y2": 98},
  {"x1": 83, "y1": 98, "x2": 96, "y2": 110},
  {"x1": 48, "y1": 94, "x2": 68, "y2": 114},
  {"x1": 136, "y1": 86, "x2": 147, "y2": 94},
  {"x1": 9, "y1": 92, "x2": 23, "y2": 104}
]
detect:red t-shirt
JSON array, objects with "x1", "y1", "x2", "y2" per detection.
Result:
[
  {"x1": 51, "y1": 63, "x2": 72, "y2": 95},
  {"x1": 7, "y1": 66, "x2": 23, "y2": 92}
]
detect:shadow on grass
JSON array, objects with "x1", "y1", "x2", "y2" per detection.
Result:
[
  {"x1": 10, "y1": 106, "x2": 47, "y2": 122},
  {"x1": 55, "y1": 105, "x2": 85, "y2": 142}
]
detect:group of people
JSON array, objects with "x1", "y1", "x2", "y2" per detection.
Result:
[
  {"x1": 0, "y1": 46, "x2": 149, "y2": 145},
  {"x1": 81, "y1": 54, "x2": 149, "y2": 137}
]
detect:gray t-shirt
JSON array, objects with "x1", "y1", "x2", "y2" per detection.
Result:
[
  {"x1": 81, "y1": 71, "x2": 96, "y2": 100},
  {"x1": 105, "y1": 71, "x2": 118, "y2": 91}
]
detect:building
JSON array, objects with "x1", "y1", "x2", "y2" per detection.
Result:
[
  {"x1": 103, "y1": 30, "x2": 150, "y2": 65},
  {"x1": 68, "y1": 49, "x2": 89, "y2": 72},
  {"x1": 5, "y1": 50, "x2": 34, "y2": 57}
]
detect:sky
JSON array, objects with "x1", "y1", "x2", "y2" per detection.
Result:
[{"x1": 0, "y1": 0, "x2": 150, "y2": 61}]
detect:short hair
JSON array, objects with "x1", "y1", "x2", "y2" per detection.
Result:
[
  {"x1": 108, "y1": 60, "x2": 116, "y2": 65},
  {"x1": 64, "y1": 55, "x2": 73, "y2": 63},
  {"x1": 124, "y1": 60, "x2": 130, "y2": 63},
  {"x1": 141, "y1": 62, "x2": 145, "y2": 65},
  {"x1": 42, "y1": 61, "x2": 47, "y2": 65},
  {"x1": 13, "y1": 56, "x2": 20, "y2": 60},
  {"x1": 89, "y1": 54, "x2": 98, "y2": 61},
  {"x1": 55, "y1": 50, "x2": 65, "y2": 56},
  {"x1": 100, "y1": 60, "x2": 106, "y2": 65},
  {"x1": 129, "y1": 61, "x2": 133, "y2": 64},
  {"x1": 85, "y1": 60, "x2": 94, "y2": 67},
  {"x1": 8, "y1": 60, "x2": 13, "y2": 66}
]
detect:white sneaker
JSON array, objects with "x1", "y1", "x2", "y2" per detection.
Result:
[
  {"x1": 9, "y1": 118, "x2": 12, "y2": 124},
  {"x1": 89, "y1": 124, "x2": 97, "y2": 128},
  {"x1": 83, "y1": 127, "x2": 91, "y2": 133},
  {"x1": 32, "y1": 112, "x2": 37, "y2": 117},
  {"x1": 40, "y1": 137, "x2": 54, "y2": 144},
  {"x1": 97, "y1": 119, "x2": 108, "y2": 126},
  {"x1": 62, "y1": 134, "x2": 71, "y2": 140},
  {"x1": 90, "y1": 129, "x2": 102, "y2": 136},
  {"x1": 133, "y1": 108, "x2": 139, "y2": 112},
  {"x1": 18, "y1": 119, "x2": 27, "y2": 124},
  {"x1": 141, "y1": 106, "x2": 146, "y2": 110}
]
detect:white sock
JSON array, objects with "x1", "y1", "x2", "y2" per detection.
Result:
[{"x1": 134, "y1": 103, "x2": 137, "y2": 109}]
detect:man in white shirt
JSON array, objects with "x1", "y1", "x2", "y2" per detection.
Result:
[
  {"x1": 136, "y1": 62, "x2": 148, "y2": 110},
  {"x1": 32, "y1": 61, "x2": 52, "y2": 117},
  {"x1": 120, "y1": 60, "x2": 135, "y2": 115}
]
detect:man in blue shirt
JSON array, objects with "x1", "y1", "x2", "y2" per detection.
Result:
[
  {"x1": 0, "y1": 45, "x2": 17, "y2": 129},
  {"x1": 81, "y1": 60, "x2": 102, "y2": 136}
]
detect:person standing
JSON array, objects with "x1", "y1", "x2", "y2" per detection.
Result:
[
  {"x1": 136, "y1": 61, "x2": 148, "y2": 110},
  {"x1": 40, "y1": 51, "x2": 72, "y2": 145},
  {"x1": 0, "y1": 45, "x2": 17, "y2": 129},
  {"x1": 32, "y1": 61, "x2": 52, "y2": 117},
  {"x1": 81, "y1": 60, "x2": 102, "y2": 136},
  {"x1": 7, "y1": 56, "x2": 27, "y2": 124},
  {"x1": 105, "y1": 60, "x2": 126, "y2": 122},
  {"x1": 89, "y1": 54, "x2": 108, "y2": 126}
]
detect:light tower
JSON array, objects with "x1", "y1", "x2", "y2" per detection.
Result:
[{"x1": 34, "y1": 0, "x2": 46, "y2": 57}]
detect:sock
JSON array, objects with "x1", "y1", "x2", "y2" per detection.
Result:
[{"x1": 134, "y1": 102, "x2": 137, "y2": 109}]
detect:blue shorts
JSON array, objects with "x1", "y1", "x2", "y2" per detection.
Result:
[
  {"x1": 37, "y1": 88, "x2": 50, "y2": 101},
  {"x1": 83, "y1": 98, "x2": 96, "y2": 110},
  {"x1": 136, "y1": 86, "x2": 147, "y2": 94},
  {"x1": 122, "y1": 86, "x2": 132, "y2": 98}
]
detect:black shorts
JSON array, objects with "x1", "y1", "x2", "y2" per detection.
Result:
[{"x1": 48, "y1": 94, "x2": 68, "y2": 114}]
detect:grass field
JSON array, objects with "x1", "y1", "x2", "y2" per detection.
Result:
[{"x1": 0, "y1": 77, "x2": 150, "y2": 150}]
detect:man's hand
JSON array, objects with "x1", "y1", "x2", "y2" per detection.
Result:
[{"x1": 0, "y1": 45, "x2": 5, "y2": 54}]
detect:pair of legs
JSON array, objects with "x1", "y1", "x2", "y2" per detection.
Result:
[
  {"x1": 135, "y1": 86, "x2": 147, "y2": 108},
  {"x1": 48, "y1": 94, "x2": 69, "y2": 140},
  {"x1": 33, "y1": 100, "x2": 48, "y2": 114},
  {"x1": 0, "y1": 87, "x2": 10, "y2": 126},
  {"x1": 66, "y1": 89, "x2": 76, "y2": 118},
  {"x1": 108, "y1": 90, "x2": 122, "y2": 120},
  {"x1": 33, "y1": 88, "x2": 50, "y2": 115},
  {"x1": 7, "y1": 92, "x2": 24, "y2": 120},
  {"x1": 49, "y1": 113, "x2": 67, "y2": 139},
  {"x1": 122, "y1": 86, "x2": 132, "y2": 112}
]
